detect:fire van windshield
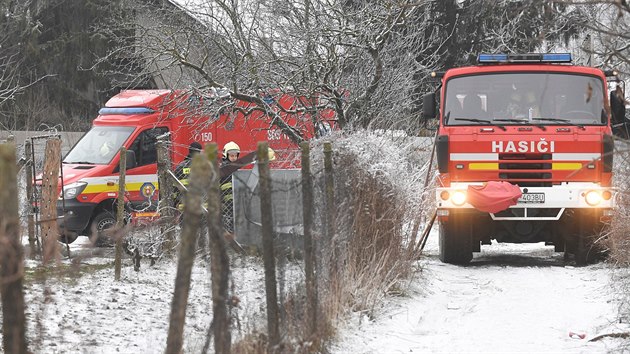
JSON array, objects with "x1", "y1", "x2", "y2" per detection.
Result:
[
  {"x1": 64, "y1": 126, "x2": 134, "y2": 165},
  {"x1": 443, "y1": 72, "x2": 606, "y2": 127}
]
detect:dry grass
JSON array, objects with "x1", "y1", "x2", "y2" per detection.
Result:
[
  {"x1": 600, "y1": 140, "x2": 630, "y2": 353},
  {"x1": 231, "y1": 131, "x2": 429, "y2": 352},
  {"x1": 606, "y1": 141, "x2": 630, "y2": 265}
]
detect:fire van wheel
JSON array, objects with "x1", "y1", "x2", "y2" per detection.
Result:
[
  {"x1": 439, "y1": 213, "x2": 473, "y2": 265},
  {"x1": 58, "y1": 233, "x2": 78, "y2": 244},
  {"x1": 91, "y1": 211, "x2": 116, "y2": 246}
]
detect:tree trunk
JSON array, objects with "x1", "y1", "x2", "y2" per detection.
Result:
[
  {"x1": 258, "y1": 142, "x2": 280, "y2": 352},
  {"x1": 157, "y1": 139, "x2": 175, "y2": 253},
  {"x1": 300, "y1": 141, "x2": 318, "y2": 338},
  {"x1": 324, "y1": 142, "x2": 336, "y2": 271},
  {"x1": 166, "y1": 154, "x2": 210, "y2": 353},
  {"x1": 205, "y1": 144, "x2": 232, "y2": 353},
  {"x1": 40, "y1": 138, "x2": 61, "y2": 264},
  {"x1": 115, "y1": 147, "x2": 126, "y2": 280}
]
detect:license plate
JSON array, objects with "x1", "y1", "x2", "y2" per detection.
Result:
[{"x1": 518, "y1": 193, "x2": 545, "y2": 204}]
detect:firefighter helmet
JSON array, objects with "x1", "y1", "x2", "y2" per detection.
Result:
[
  {"x1": 268, "y1": 148, "x2": 276, "y2": 161},
  {"x1": 223, "y1": 141, "x2": 240, "y2": 158}
]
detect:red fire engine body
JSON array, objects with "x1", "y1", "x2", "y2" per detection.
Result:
[
  {"x1": 423, "y1": 53, "x2": 625, "y2": 265},
  {"x1": 57, "y1": 89, "x2": 334, "y2": 242}
]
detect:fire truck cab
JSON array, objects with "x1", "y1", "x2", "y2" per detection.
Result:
[
  {"x1": 423, "y1": 53, "x2": 626, "y2": 265},
  {"x1": 57, "y1": 89, "x2": 334, "y2": 243}
]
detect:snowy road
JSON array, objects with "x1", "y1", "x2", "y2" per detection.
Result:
[{"x1": 331, "y1": 229, "x2": 628, "y2": 353}]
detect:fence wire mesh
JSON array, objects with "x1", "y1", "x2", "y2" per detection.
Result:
[{"x1": 6, "y1": 128, "x2": 436, "y2": 351}]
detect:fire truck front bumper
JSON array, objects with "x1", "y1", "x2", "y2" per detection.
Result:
[
  {"x1": 57, "y1": 200, "x2": 97, "y2": 235},
  {"x1": 436, "y1": 182, "x2": 614, "y2": 220}
]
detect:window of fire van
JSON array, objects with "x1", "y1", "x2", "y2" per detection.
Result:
[
  {"x1": 63, "y1": 126, "x2": 135, "y2": 165},
  {"x1": 127, "y1": 127, "x2": 169, "y2": 167},
  {"x1": 443, "y1": 73, "x2": 606, "y2": 126}
]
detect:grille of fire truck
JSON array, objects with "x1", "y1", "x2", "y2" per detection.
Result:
[{"x1": 497, "y1": 153, "x2": 552, "y2": 187}]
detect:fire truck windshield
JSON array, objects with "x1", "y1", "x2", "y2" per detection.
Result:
[
  {"x1": 64, "y1": 126, "x2": 134, "y2": 164},
  {"x1": 443, "y1": 72, "x2": 606, "y2": 127}
]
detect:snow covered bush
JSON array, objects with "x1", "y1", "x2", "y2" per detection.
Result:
[
  {"x1": 308, "y1": 129, "x2": 433, "y2": 331},
  {"x1": 233, "y1": 129, "x2": 435, "y2": 352}
]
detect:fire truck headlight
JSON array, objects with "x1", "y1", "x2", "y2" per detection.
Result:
[
  {"x1": 62, "y1": 182, "x2": 88, "y2": 200},
  {"x1": 585, "y1": 190, "x2": 602, "y2": 206},
  {"x1": 451, "y1": 191, "x2": 467, "y2": 206}
]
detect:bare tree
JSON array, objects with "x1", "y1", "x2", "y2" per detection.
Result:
[
  {"x1": 0, "y1": 1, "x2": 34, "y2": 130},
  {"x1": 93, "y1": 0, "x2": 441, "y2": 137},
  {"x1": 553, "y1": 1, "x2": 630, "y2": 76}
]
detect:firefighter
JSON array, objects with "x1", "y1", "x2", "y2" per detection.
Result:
[
  {"x1": 173, "y1": 141, "x2": 202, "y2": 211},
  {"x1": 221, "y1": 141, "x2": 240, "y2": 233},
  {"x1": 507, "y1": 88, "x2": 540, "y2": 119},
  {"x1": 99, "y1": 141, "x2": 114, "y2": 158}
]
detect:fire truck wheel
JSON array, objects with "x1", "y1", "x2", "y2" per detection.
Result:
[
  {"x1": 573, "y1": 211, "x2": 600, "y2": 266},
  {"x1": 574, "y1": 236, "x2": 590, "y2": 266},
  {"x1": 91, "y1": 211, "x2": 116, "y2": 246},
  {"x1": 439, "y1": 213, "x2": 473, "y2": 264}
]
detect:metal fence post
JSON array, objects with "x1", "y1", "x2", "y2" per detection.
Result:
[{"x1": 23, "y1": 139, "x2": 37, "y2": 259}]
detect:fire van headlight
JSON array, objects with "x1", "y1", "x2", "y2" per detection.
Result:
[
  {"x1": 62, "y1": 182, "x2": 88, "y2": 200},
  {"x1": 451, "y1": 191, "x2": 467, "y2": 206},
  {"x1": 585, "y1": 190, "x2": 602, "y2": 206}
]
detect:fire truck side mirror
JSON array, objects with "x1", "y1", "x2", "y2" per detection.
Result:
[
  {"x1": 610, "y1": 89, "x2": 628, "y2": 139},
  {"x1": 423, "y1": 93, "x2": 436, "y2": 119},
  {"x1": 126, "y1": 150, "x2": 137, "y2": 169}
]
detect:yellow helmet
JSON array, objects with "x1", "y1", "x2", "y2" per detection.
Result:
[
  {"x1": 223, "y1": 141, "x2": 240, "y2": 158},
  {"x1": 268, "y1": 148, "x2": 276, "y2": 161}
]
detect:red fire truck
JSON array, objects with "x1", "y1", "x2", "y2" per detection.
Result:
[
  {"x1": 423, "y1": 53, "x2": 626, "y2": 265},
  {"x1": 56, "y1": 89, "x2": 335, "y2": 243}
]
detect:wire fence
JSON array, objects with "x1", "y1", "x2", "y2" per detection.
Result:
[{"x1": 1, "y1": 129, "x2": 435, "y2": 353}]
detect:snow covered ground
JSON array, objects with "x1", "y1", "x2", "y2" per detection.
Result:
[
  {"x1": 18, "y1": 236, "x2": 283, "y2": 354},
  {"x1": 8, "y1": 226, "x2": 630, "y2": 353},
  {"x1": 330, "y1": 229, "x2": 629, "y2": 354}
]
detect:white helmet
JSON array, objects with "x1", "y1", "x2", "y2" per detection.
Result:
[{"x1": 223, "y1": 141, "x2": 240, "y2": 158}]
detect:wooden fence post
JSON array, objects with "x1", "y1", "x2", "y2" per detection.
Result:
[
  {"x1": 24, "y1": 139, "x2": 37, "y2": 259},
  {"x1": 0, "y1": 143, "x2": 29, "y2": 354},
  {"x1": 300, "y1": 141, "x2": 317, "y2": 337},
  {"x1": 323, "y1": 142, "x2": 336, "y2": 270},
  {"x1": 157, "y1": 139, "x2": 175, "y2": 252},
  {"x1": 40, "y1": 138, "x2": 61, "y2": 265},
  {"x1": 115, "y1": 147, "x2": 126, "y2": 281},
  {"x1": 166, "y1": 153, "x2": 210, "y2": 353},
  {"x1": 204, "y1": 144, "x2": 232, "y2": 353},
  {"x1": 258, "y1": 142, "x2": 280, "y2": 352}
]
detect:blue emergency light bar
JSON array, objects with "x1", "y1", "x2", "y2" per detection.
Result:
[
  {"x1": 478, "y1": 53, "x2": 572, "y2": 64},
  {"x1": 98, "y1": 107, "x2": 155, "y2": 115}
]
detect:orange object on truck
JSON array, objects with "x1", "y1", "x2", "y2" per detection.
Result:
[
  {"x1": 423, "y1": 53, "x2": 626, "y2": 265},
  {"x1": 56, "y1": 89, "x2": 335, "y2": 243}
]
